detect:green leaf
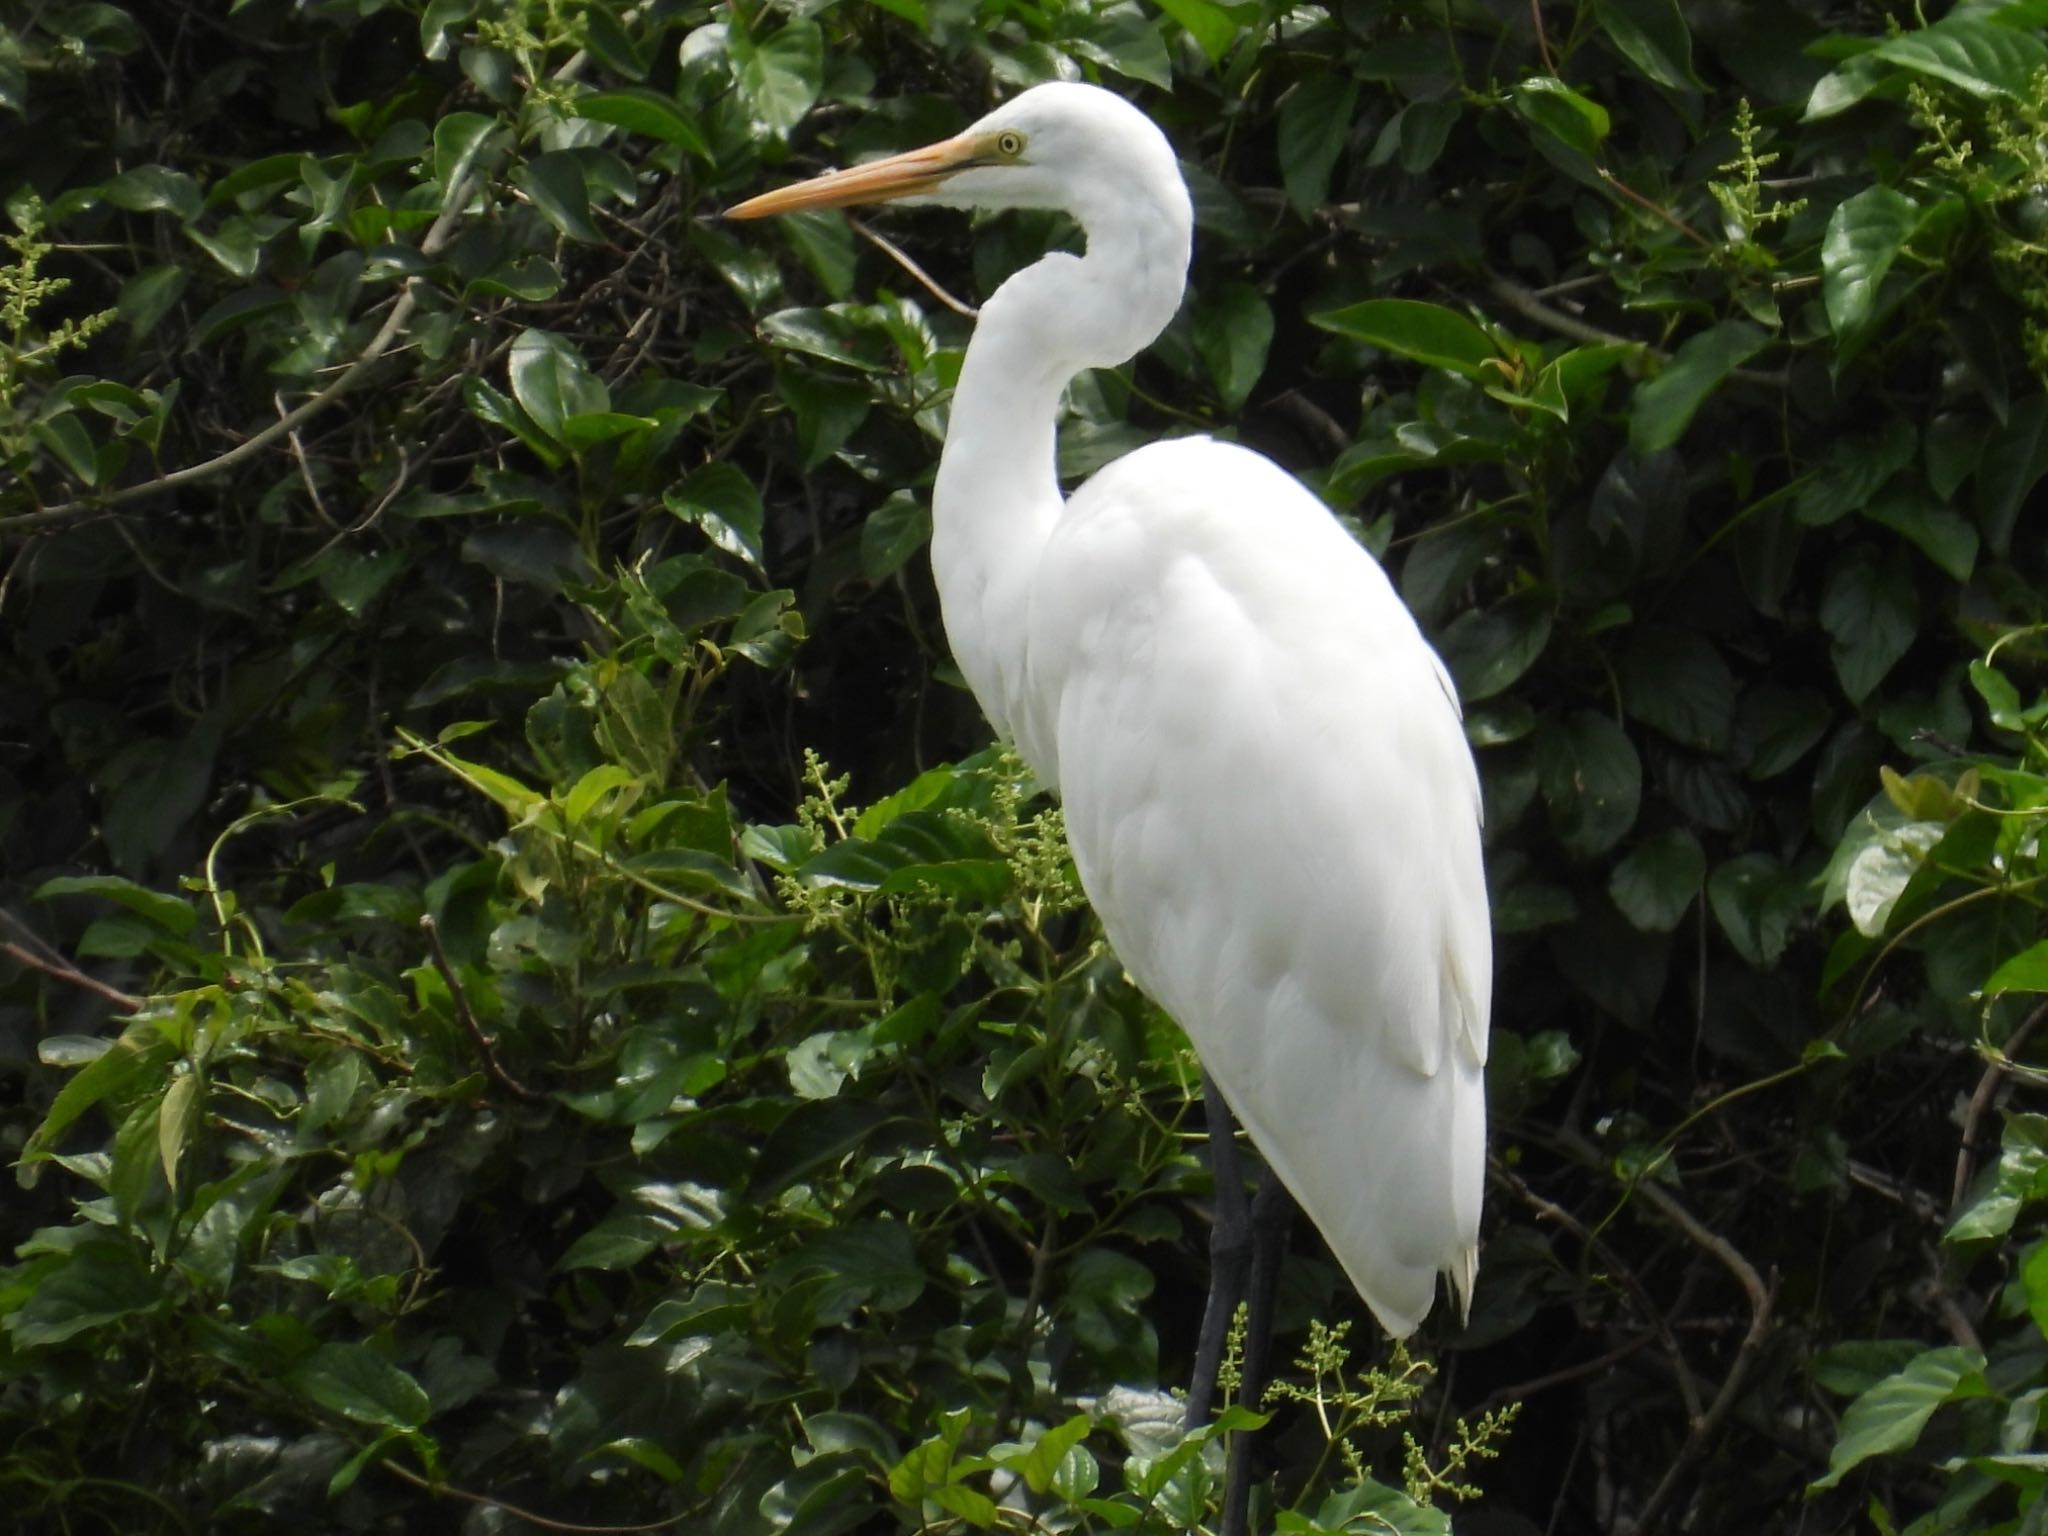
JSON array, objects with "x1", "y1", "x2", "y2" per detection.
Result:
[
  {"x1": 1608, "y1": 829, "x2": 1705, "y2": 932},
  {"x1": 1190, "y1": 282, "x2": 1272, "y2": 410},
  {"x1": 1822, "y1": 186, "x2": 1919, "y2": 339},
  {"x1": 432, "y1": 111, "x2": 502, "y2": 211},
  {"x1": 559, "y1": 1212, "x2": 676, "y2": 1270},
  {"x1": 1628, "y1": 321, "x2": 1767, "y2": 455},
  {"x1": 1511, "y1": 77, "x2": 1611, "y2": 161},
  {"x1": 860, "y1": 492, "x2": 930, "y2": 581},
  {"x1": 101, "y1": 165, "x2": 202, "y2": 222},
  {"x1": 1435, "y1": 594, "x2": 1553, "y2": 702},
  {"x1": 1985, "y1": 941, "x2": 2048, "y2": 996},
  {"x1": 21, "y1": 1026, "x2": 178, "y2": 1170},
  {"x1": 1865, "y1": 483, "x2": 1977, "y2": 582},
  {"x1": 731, "y1": 19, "x2": 823, "y2": 136},
  {"x1": 665, "y1": 463, "x2": 766, "y2": 571},
  {"x1": 1736, "y1": 688, "x2": 1835, "y2": 782},
  {"x1": 515, "y1": 151, "x2": 602, "y2": 243},
  {"x1": 1312, "y1": 298, "x2": 1499, "y2": 379},
  {"x1": 508, "y1": 329, "x2": 607, "y2": 442},
  {"x1": 1811, "y1": 1347, "x2": 1990, "y2": 1490},
  {"x1": 35, "y1": 874, "x2": 198, "y2": 937},
  {"x1": 1976, "y1": 394, "x2": 2048, "y2": 557},
  {"x1": 1152, "y1": 0, "x2": 1237, "y2": 63},
  {"x1": 1617, "y1": 627, "x2": 1737, "y2": 750},
  {"x1": 1075, "y1": 11, "x2": 1172, "y2": 88},
  {"x1": 1591, "y1": 0, "x2": 1701, "y2": 91},
  {"x1": 1277, "y1": 75, "x2": 1358, "y2": 213},
  {"x1": 1970, "y1": 659, "x2": 2024, "y2": 732},
  {"x1": 1536, "y1": 711, "x2": 1642, "y2": 858},
  {"x1": 1796, "y1": 430, "x2": 1917, "y2": 527},
  {"x1": 157, "y1": 1070, "x2": 202, "y2": 1194},
  {"x1": 1707, "y1": 853, "x2": 1803, "y2": 967},
  {"x1": 1820, "y1": 547, "x2": 1918, "y2": 704},
  {"x1": 1872, "y1": 16, "x2": 2048, "y2": 101},
  {"x1": 2025, "y1": 1241, "x2": 2048, "y2": 1343},
  {"x1": 288, "y1": 1343, "x2": 433, "y2": 1430},
  {"x1": 569, "y1": 87, "x2": 711, "y2": 159},
  {"x1": 118, "y1": 264, "x2": 188, "y2": 337},
  {"x1": 7, "y1": 1243, "x2": 163, "y2": 1347}
]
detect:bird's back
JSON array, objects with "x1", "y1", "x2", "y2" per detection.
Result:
[{"x1": 1012, "y1": 436, "x2": 1490, "y2": 1336}]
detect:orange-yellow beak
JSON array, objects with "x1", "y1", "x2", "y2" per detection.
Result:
[{"x1": 726, "y1": 133, "x2": 990, "y2": 218}]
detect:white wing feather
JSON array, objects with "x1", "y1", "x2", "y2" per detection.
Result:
[{"x1": 1009, "y1": 436, "x2": 1490, "y2": 1336}]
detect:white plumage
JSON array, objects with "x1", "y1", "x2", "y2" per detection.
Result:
[{"x1": 732, "y1": 81, "x2": 1491, "y2": 1336}]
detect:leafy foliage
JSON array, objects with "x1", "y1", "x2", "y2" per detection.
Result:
[{"x1": 6, "y1": 0, "x2": 2048, "y2": 1531}]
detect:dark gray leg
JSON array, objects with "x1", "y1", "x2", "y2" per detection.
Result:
[
  {"x1": 1187, "y1": 1070, "x2": 1251, "y2": 1430},
  {"x1": 1220, "y1": 1171, "x2": 1294, "y2": 1536},
  {"x1": 1186, "y1": 1074, "x2": 1300, "y2": 1536}
]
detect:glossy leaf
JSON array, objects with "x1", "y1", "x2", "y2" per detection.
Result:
[
  {"x1": 1628, "y1": 321, "x2": 1767, "y2": 454},
  {"x1": 1312, "y1": 298, "x2": 1498, "y2": 378},
  {"x1": 1822, "y1": 186, "x2": 1919, "y2": 338},
  {"x1": 1811, "y1": 1347, "x2": 1990, "y2": 1490}
]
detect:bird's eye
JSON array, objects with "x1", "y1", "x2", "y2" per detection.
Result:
[{"x1": 994, "y1": 130, "x2": 1026, "y2": 159}]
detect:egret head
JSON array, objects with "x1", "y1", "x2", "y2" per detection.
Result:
[{"x1": 727, "y1": 82, "x2": 1186, "y2": 231}]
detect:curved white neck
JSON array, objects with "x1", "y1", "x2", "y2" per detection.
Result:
[{"x1": 930, "y1": 187, "x2": 1192, "y2": 745}]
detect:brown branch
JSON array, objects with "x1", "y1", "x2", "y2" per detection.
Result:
[
  {"x1": 0, "y1": 910, "x2": 143, "y2": 1011},
  {"x1": 1485, "y1": 275, "x2": 1791, "y2": 389},
  {"x1": 1951, "y1": 1000, "x2": 2048, "y2": 1213},
  {"x1": 1555, "y1": 1130, "x2": 1775, "y2": 1533},
  {"x1": 376, "y1": 1454, "x2": 694, "y2": 1532},
  {"x1": 1528, "y1": 0, "x2": 1557, "y2": 77},
  {"x1": 846, "y1": 214, "x2": 979, "y2": 317},
  {"x1": 1471, "y1": 1331, "x2": 1657, "y2": 1419},
  {"x1": 1492, "y1": 1160, "x2": 1705, "y2": 1424},
  {"x1": 419, "y1": 915, "x2": 539, "y2": 1100},
  {"x1": 1597, "y1": 167, "x2": 1710, "y2": 247}
]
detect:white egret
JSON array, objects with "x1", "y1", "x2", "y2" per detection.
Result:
[{"x1": 731, "y1": 79, "x2": 1491, "y2": 1491}]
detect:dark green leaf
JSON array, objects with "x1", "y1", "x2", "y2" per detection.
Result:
[
  {"x1": 1190, "y1": 282, "x2": 1272, "y2": 410},
  {"x1": 1629, "y1": 321, "x2": 1767, "y2": 455},
  {"x1": 1811, "y1": 1347, "x2": 1990, "y2": 1490},
  {"x1": 1312, "y1": 298, "x2": 1499, "y2": 379},
  {"x1": 1536, "y1": 711, "x2": 1642, "y2": 859},
  {"x1": 1277, "y1": 75, "x2": 1358, "y2": 213},
  {"x1": 1511, "y1": 77, "x2": 1611, "y2": 161},
  {"x1": 666, "y1": 463, "x2": 766, "y2": 571},
  {"x1": 1436, "y1": 595, "x2": 1554, "y2": 702},
  {"x1": 1822, "y1": 186, "x2": 1919, "y2": 339},
  {"x1": 508, "y1": 329, "x2": 607, "y2": 441},
  {"x1": 1592, "y1": 0, "x2": 1701, "y2": 90},
  {"x1": 569, "y1": 87, "x2": 711, "y2": 158},
  {"x1": 1820, "y1": 547, "x2": 1918, "y2": 704},
  {"x1": 1609, "y1": 829, "x2": 1706, "y2": 932},
  {"x1": 731, "y1": 20, "x2": 824, "y2": 136},
  {"x1": 1872, "y1": 17, "x2": 2048, "y2": 101},
  {"x1": 289, "y1": 1343, "x2": 432, "y2": 1431}
]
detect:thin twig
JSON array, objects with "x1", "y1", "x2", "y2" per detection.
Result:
[
  {"x1": 1492, "y1": 1161, "x2": 1705, "y2": 1424},
  {"x1": 1557, "y1": 1130, "x2": 1775, "y2": 1533},
  {"x1": 1471, "y1": 1331, "x2": 1656, "y2": 1418},
  {"x1": 1, "y1": 908, "x2": 145, "y2": 1011},
  {"x1": 847, "y1": 214, "x2": 979, "y2": 317},
  {"x1": 1597, "y1": 167, "x2": 1710, "y2": 247},
  {"x1": 1528, "y1": 0, "x2": 1557, "y2": 77},
  {"x1": 1485, "y1": 274, "x2": 1792, "y2": 389},
  {"x1": 376, "y1": 1454, "x2": 694, "y2": 1532},
  {"x1": 1, "y1": 941, "x2": 143, "y2": 1011},
  {"x1": 1952, "y1": 1000, "x2": 2048, "y2": 1213},
  {"x1": 419, "y1": 915, "x2": 539, "y2": 1100},
  {"x1": 281, "y1": 393, "x2": 339, "y2": 530}
]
